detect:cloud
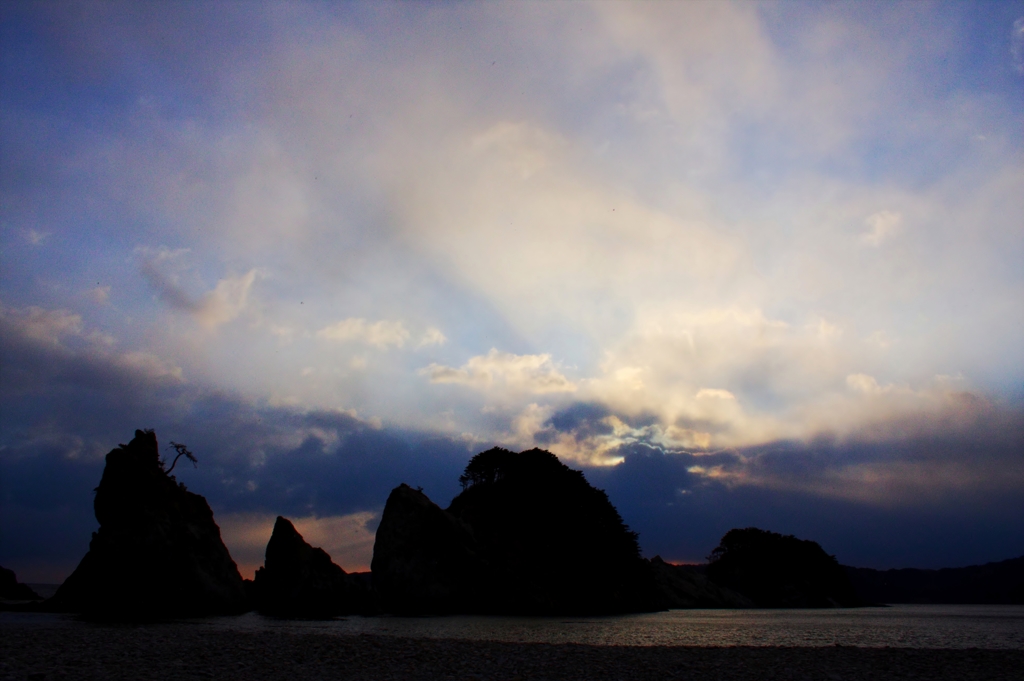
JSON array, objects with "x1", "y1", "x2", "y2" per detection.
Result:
[
  {"x1": 316, "y1": 318, "x2": 410, "y2": 349},
  {"x1": 862, "y1": 210, "x2": 902, "y2": 246},
  {"x1": 0, "y1": 303, "x2": 186, "y2": 398},
  {"x1": 420, "y1": 349, "x2": 577, "y2": 394},
  {"x1": 116, "y1": 351, "x2": 185, "y2": 383},
  {"x1": 417, "y1": 327, "x2": 447, "y2": 348},
  {"x1": 2, "y1": 1, "x2": 1023, "y2": 578},
  {"x1": 195, "y1": 270, "x2": 258, "y2": 328},
  {"x1": 589, "y1": 436, "x2": 1024, "y2": 569},
  {"x1": 138, "y1": 248, "x2": 257, "y2": 328},
  {"x1": 0, "y1": 310, "x2": 477, "y2": 580},
  {"x1": 0, "y1": 305, "x2": 83, "y2": 345},
  {"x1": 846, "y1": 373, "x2": 887, "y2": 395},
  {"x1": 137, "y1": 247, "x2": 194, "y2": 310},
  {"x1": 3, "y1": 304, "x2": 1023, "y2": 580},
  {"x1": 695, "y1": 388, "x2": 736, "y2": 401}
]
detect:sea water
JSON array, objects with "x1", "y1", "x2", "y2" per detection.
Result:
[
  {"x1": 5, "y1": 605, "x2": 1022, "y2": 649},
  {"x1": 211, "y1": 605, "x2": 1024, "y2": 649}
]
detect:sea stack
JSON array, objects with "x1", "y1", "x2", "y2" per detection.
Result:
[
  {"x1": 371, "y1": 484, "x2": 492, "y2": 614},
  {"x1": 52, "y1": 429, "x2": 248, "y2": 617},
  {"x1": 251, "y1": 515, "x2": 375, "y2": 617},
  {"x1": 372, "y1": 448, "x2": 661, "y2": 615}
]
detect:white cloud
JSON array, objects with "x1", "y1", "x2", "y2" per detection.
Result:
[
  {"x1": 847, "y1": 372, "x2": 885, "y2": 394},
  {"x1": 695, "y1": 388, "x2": 736, "y2": 400},
  {"x1": 5, "y1": 2, "x2": 1020, "y2": 462},
  {"x1": 865, "y1": 330, "x2": 894, "y2": 349},
  {"x1": 115, "y1": 351, "x2": 185, "y2": 382},
  {"x1": 420, "y1": 349, "x2": 577, "y2": 394},
  {"x1": 812, "y1": 318, "x2": 842, "y2": 341},
  {"x1": 137, "y1": 247, "x2": 257, "y2": 328},
  {"x1": 316, "y1": 318, "x2": 410, "y2": 349},
  {"x1": 862, "y1": 210, "x2": 902, "y2": 246},
  {"x1": 194, "y1": 270, "x2": 258, "y2": 328},
  {"x1": 417, "y1": 326, "x2": 447, "y2": 348}
]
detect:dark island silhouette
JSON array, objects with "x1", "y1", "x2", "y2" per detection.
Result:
[
  {"x1": 373, "y1": 447, "x2": 664, "y2": 614},
  {"x1": 846, "y1": 556, "x2": 1024, "y2": 605},
  {"x1": 13, "y1": 429, "x2": 1021, "y2": 619},
  {"x1": 47, "y1": 429, "x2": 248, "y2": 618},
  {"x1": 706, "y1": 527, "x2": 863, "y2": 607},
  {"x1": 0, "y1": 565, "x2": 41, "y2": 603}
]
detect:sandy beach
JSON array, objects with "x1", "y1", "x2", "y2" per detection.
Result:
[{"x1": 2, "y1": 619, "x2": 1022, "y2": 681}]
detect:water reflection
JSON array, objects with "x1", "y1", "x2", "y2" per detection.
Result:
[{"x1": 203, "y1": 605, "x2": 1024, "y2": 649}]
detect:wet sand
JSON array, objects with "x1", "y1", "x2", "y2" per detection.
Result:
[{"x1": 2, "y1": 620, "x2": 1021, "y2": 681}]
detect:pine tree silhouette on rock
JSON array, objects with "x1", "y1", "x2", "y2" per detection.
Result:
[
  {"x1": 373, "y1": 447, "x2": 660, "y2": 615},
  {"x1": 52, "y1": 429, "x2": 248, "y2": 618}
]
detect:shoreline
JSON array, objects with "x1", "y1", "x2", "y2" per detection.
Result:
[{"x1": 3, "y1": 619, "x2": 1023, "y2": 681}]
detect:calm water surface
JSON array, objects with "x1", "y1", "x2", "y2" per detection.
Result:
[
  {"x1": 216, "y1": 605, "x2": 1024, "y2": 649},
  {"x1": 5, "y1": 605, "x2": 1022, "y2": 649}
]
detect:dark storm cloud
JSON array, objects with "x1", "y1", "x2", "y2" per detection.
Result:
[
  {"x1": 581, "y1": 406, "x2": 1024, "y2": 570},
  {"x1": 536, "y1": 401, "x2": 661, "y2": 444},
  {"x1": 535, "y1": 402, "x2": 613, "y2": 443},
  {"x1": 494, "y1": 397, "x2": 1024, "y2": 569}
]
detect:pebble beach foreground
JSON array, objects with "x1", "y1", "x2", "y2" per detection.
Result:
[{"x1": 3, "y1": 622, "x2": 1022, "y2": 681}]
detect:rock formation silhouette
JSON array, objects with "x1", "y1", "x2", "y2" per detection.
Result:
[
  {"x1": 251, "y1": 515, "x2": 376, "y2": 617},
  {"x1": 844, "y1": 555, "x2": 1024, "y2": 604},
  {"x1": 50, "y1": 429, "x2": 248, "y2": 618},
  {"x1": 648, "y1": 556, "x2": 754, "y2": 608},
  {"x1": 0, "y1": 565, "x2": 41, "y2": 602},
  {"x1": 373, "y1": 447, "x2": 661, "y2": 614},
  {"x1": 706, "y1": 527, "x2": 862, "y2": 607},
  {"x1": 371, "y1": 484, "x2": 494, "y2": 614}
]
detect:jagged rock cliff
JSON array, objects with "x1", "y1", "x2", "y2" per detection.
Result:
[
  {"x1": 252, "y1": 515, "x2": 376, "y2": 617},
  {"x1": 706, "y1": 527, "x2": 862, "y2": 608},
  {"x1": 51, "y1": 430, "x2": 248, "y2": 618},
  {"x1": 372, "y1": 448, "x2": 661, "y2": 615},
  {"x1": 371, "y1": 484, "x2": 493, "y2": 614}
]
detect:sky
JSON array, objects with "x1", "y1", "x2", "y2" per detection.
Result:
[{"x1": 1, "y1": 0, "x2": 1022, "y2": 583}]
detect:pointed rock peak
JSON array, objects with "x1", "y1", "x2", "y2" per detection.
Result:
[
  {"x1": 252, "y1": 514, "x2": 367, "y2": 616},
  {"x1": 272, "y1": 516, "x2": 300, "y2": 538},
  {"x1": 265, "y1": 516, "x2": 309, "y2": 562}
]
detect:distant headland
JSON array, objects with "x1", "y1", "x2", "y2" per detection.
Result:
[{"x1": 1, "y1": 429, "x2": 1020, "y2": 618}]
